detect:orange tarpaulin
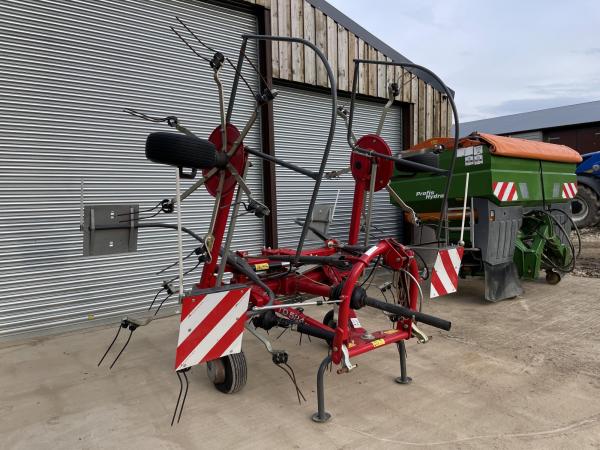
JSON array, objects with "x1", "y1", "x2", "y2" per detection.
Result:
[
  {"x1": 477, "y1": 133, "x2": 582, "y2": 164},
  {"x1": 405, "y1": 134, "x2": 582, "y2": 164}
]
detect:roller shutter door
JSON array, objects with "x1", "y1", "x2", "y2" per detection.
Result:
[
  {"x1": 0, "y1": 0, "x2": 262, "y2": 337},
  {"x1": 272, "y1": 84, "x2": 403, "y2": 248},
  {"x1": 508, "y1": 131, "x2": 543, "y2": 141}
]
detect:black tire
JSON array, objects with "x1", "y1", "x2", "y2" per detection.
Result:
[
  {"x1": 571, "y1": 185, "x2": 600, "y2": 228},
  {"x1": 545, "y1": 270, "x2": 561, "y2": 285},
  {"x1": 208, "y1": 352, "x2": 247, "y2": 394},
  {"x1": 323, "y1": 309, "x2": 337, "y2": 329},
  {"x1": 145, "y1": 132, "x2": 217, "y2": 169}
]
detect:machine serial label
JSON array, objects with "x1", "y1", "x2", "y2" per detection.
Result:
[
  {"x1": 350, "y1": 317, "x2": 362, "y2": 328},
  {"x1": 416, "y1": 190, "x2": 443, "y2": 200}
]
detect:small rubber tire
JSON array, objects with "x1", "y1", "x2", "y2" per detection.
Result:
[
  {"x1": 208, "y1": 352, "x2": 247, "y2": 394},
  {"x1": 146, "y1": 132, "x2": 217, "y2": 169},
  {"x1": 323, "y1": 309, "x2": 337, "y2": 329},
  {"x1": 545, "y1": 270, "x2": 561, "y2": 285},
  {"x1": 571, "y1": 185, "x2": 600, "y2": 228}
]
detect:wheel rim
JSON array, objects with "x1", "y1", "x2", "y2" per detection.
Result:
[
  {"x1": 571, "y1": 198, "x2": 588, "y2": 222},
  {"x1": 206, "y1": 359, "x2": 226, "y2": 384}
]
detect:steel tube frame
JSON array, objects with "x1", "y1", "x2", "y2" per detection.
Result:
[
  {"x1": 229, "y1": 34, "x2": 337, "y2": 263},
  {"x1": 347, "y1": 59, "x2": 461, "y2": 244}
]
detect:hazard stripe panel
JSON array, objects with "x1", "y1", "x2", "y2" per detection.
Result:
[
  {"x1": 430, "y1": 247, "x2": 464, "y2": 298},
  {"x1": 492, "y1": 181, "x2": 519, "y2": 202},
  {"x1": 561, "y1": 182, "x2": 578, "y2": 199},
  {"x1": 175, "y1": 287, "x2": 250, "y2": 371}
]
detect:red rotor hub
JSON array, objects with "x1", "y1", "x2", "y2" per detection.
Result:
[
  {"x1": 350, "y1": 134, "x2": 394, "y2": 191},
  {"x1": 205, "y1": 124, "x2": 247, "y2": 197}
]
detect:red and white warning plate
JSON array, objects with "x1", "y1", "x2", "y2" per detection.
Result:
[
  {"x1": 430, "y1": 247, "x2": 464, "y2": 298},
  {"x1": 561, "y1": 182, "x2": 578, "y2": 199},
  {"x1": 175, "y1": 286, "x2": 250, "y2": 371},
  {"x1": 493, "y1": 181, "x2": 518, "y2": 202}
]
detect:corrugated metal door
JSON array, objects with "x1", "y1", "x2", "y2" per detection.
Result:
[
  {"x1": 508, "y1": 131, "x2": 543, "y2": 141},
  {"x1": 0, "y1": 0, "x2": 263, "y2": 337},
  {"x1": 272, "y1": 84, "x2": 403, "y2": 248}
]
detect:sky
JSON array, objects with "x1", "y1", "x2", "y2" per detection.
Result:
[{"x1": 327, "y1": 0, "x2": 600, "y2": 122}]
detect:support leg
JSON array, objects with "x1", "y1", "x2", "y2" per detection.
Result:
[
  {"x1": 311, "y1": 355, "x2": 332, "y2": 423},
  {"x1": 395, "y1": 340, "x2": 412, "y2": 384}
]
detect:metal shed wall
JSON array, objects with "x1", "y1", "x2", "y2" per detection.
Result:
[
  {"x1": 272, "y1": 84, "x2": 403, "y2": 248},
  {"x1": 0, "y1": 0, "x2": 263, "y2": 336}
]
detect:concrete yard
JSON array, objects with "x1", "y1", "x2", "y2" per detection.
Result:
[{"x1": 1, "y1": 274, "x2": 600, "y2": 449}]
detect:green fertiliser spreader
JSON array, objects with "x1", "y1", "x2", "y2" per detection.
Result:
[{"x1": 389, "y1": 133, "x2": 583, "y2": 301}]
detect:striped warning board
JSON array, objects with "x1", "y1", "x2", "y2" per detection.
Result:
[
  {"x1": 175, "y1": 286, "x2": 250, "y2": 371},
  {"x1": 561, "y1": 182, "x2": 578, "y2": 199},
  {"x1": 493, "y1": 181, "x2": 519, "y2": 202},
  {"x1": 430, "y1": 247, "x2": 464, "y2": 298}
]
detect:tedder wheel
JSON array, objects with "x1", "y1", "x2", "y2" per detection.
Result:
[
  {"x1": 323, "y1": 309, "x2": 337, "y2": 329},
  {"x1": 545, "y1": 270, "x2": 562, "y2": 285},
  {"x1": 206, "y1": 352, "x2": 247, "y2": 394},
  {"x1": 571, "y1": 185, "x2": 600, "y2": 228}
]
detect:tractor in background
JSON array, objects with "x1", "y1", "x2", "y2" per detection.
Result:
[{"x1": 572, "y1": 150, "x2": 600, "y2": 228}]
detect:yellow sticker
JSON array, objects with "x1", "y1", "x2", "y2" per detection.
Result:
[
  {"x1": 348, "y1": 341, "x2": 356, "y2": 348},
  {"x1": 254, "y1": 263, "x2": 270, "y2": 271},
  {"x1": 383, "y1": 329, "x2": 398, "y2": 335},
  {"x1": 371, "y1": 338, "x2": 386, "y2": 348}
]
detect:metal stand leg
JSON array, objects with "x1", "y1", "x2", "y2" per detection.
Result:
[
  {"x1": 395, "y1": 340, "x2": 412, "y2": 384},
  {"x1": 311, "y1": 355, "x2": 332, "y2": 423}
]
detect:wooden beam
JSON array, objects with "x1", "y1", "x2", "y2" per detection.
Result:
[
  {"x1": 326, "y1": 16, "x2": 337, "y2": 89},
  {"x1": 315, "y1": 9, "x2": 327, "y2": 87},
  {"x1": 270, "y1": 0, "x2": 279, "y2": 78},
  {"x1": 440, "y1": 95, "x2": 448, "y2": 137},
  {"x1": 386, "y1": 56, "x2": 395, "y2": 99},
  {"x1": 303, "y1": 0, "x2": 316, "y2": 84},
  {"x1": 277, "y1": 0, "x2": 291, "y2": 79},
  {"x1": 367, "y1": 45, "x2": 377, "y2": 97},
  {"x1": 290, "y1": 0, "x2": 304, "y2": 82},
  {"x1": 425, "y1": 84, "x2": 433, "y2": 139},
  {"x1": 337, "y1": 24, "x2": 348, "y2": 91},
  {"x1": 347, "y1": 31, "x2": 357, "y2": 91},
  {"x1": 418, "y1": 79, "x2": 426, "y2": 143},
  {"x1": 411, "y1": 73, "x2": 418, "y2": 144},
  {"x1": 377, "y1": 51, "x2": 386, "y2": 98},
  {"x1": 357, "y1": 38, "x2": 366, "y2": 95}
]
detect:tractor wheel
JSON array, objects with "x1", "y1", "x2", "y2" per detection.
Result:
[
  {"x1": 206, "y1": 352, "x2": 247, "y2": 394},
  {"x1": 545, "y1": 270, "x2": 562, "y2": 285},
  {"x1": 571, "y1": 185, "x2": 600, "y2": 228},
  {"x1": 323, "y1": 309, "x2": 337, "y2": 329}
]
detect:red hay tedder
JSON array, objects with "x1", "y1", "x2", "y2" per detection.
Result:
[{"x1": 89, "y1": 19, "x2": 458, "y2": 424}]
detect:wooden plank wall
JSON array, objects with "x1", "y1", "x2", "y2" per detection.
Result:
[{"x1": 243, "y1": 0, "x2": 453, "y2": 142}]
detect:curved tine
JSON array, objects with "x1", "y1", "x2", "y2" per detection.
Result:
[
  {"x1": 284, "y1": 363, "x2": 306, "y2": 402},
  {"x1": 154, "y1": 293, "x2": 173, "y2": 316},
  {"x1": 177, "y1": 369, "x2": 190, "y2": 423},
  {"x1": 148, "y1": 287, "x2": 166, "y2": 311},
  {"x1": 97, "y1": 324, "x2": 122, "y2": 367},
  {"x1": 276, "y1": 363, "x2": 301, "y2": 404},
  {"x1": 109, "y1": 329, "x2": 134, "y2": 370},
  {"x1": 171, "y1": 371, "x2": 184, "y2": 427},
  {"x1": 170, "y1": 26, "x2": 211, "y2": 64},
  {"x1": 176, "y1": 16, "x2": 217, "y2": 53}
]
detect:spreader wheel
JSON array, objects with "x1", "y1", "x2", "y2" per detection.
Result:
[
  {"x1": 206, "y1": 352, "x2": 247, "y2": 394},
  {"x1": 322, "y1": 309, "x2": 337, "y2": 329},
  {"x1": 545, "y1": 270, "x2": 561, "y2": 285}
]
